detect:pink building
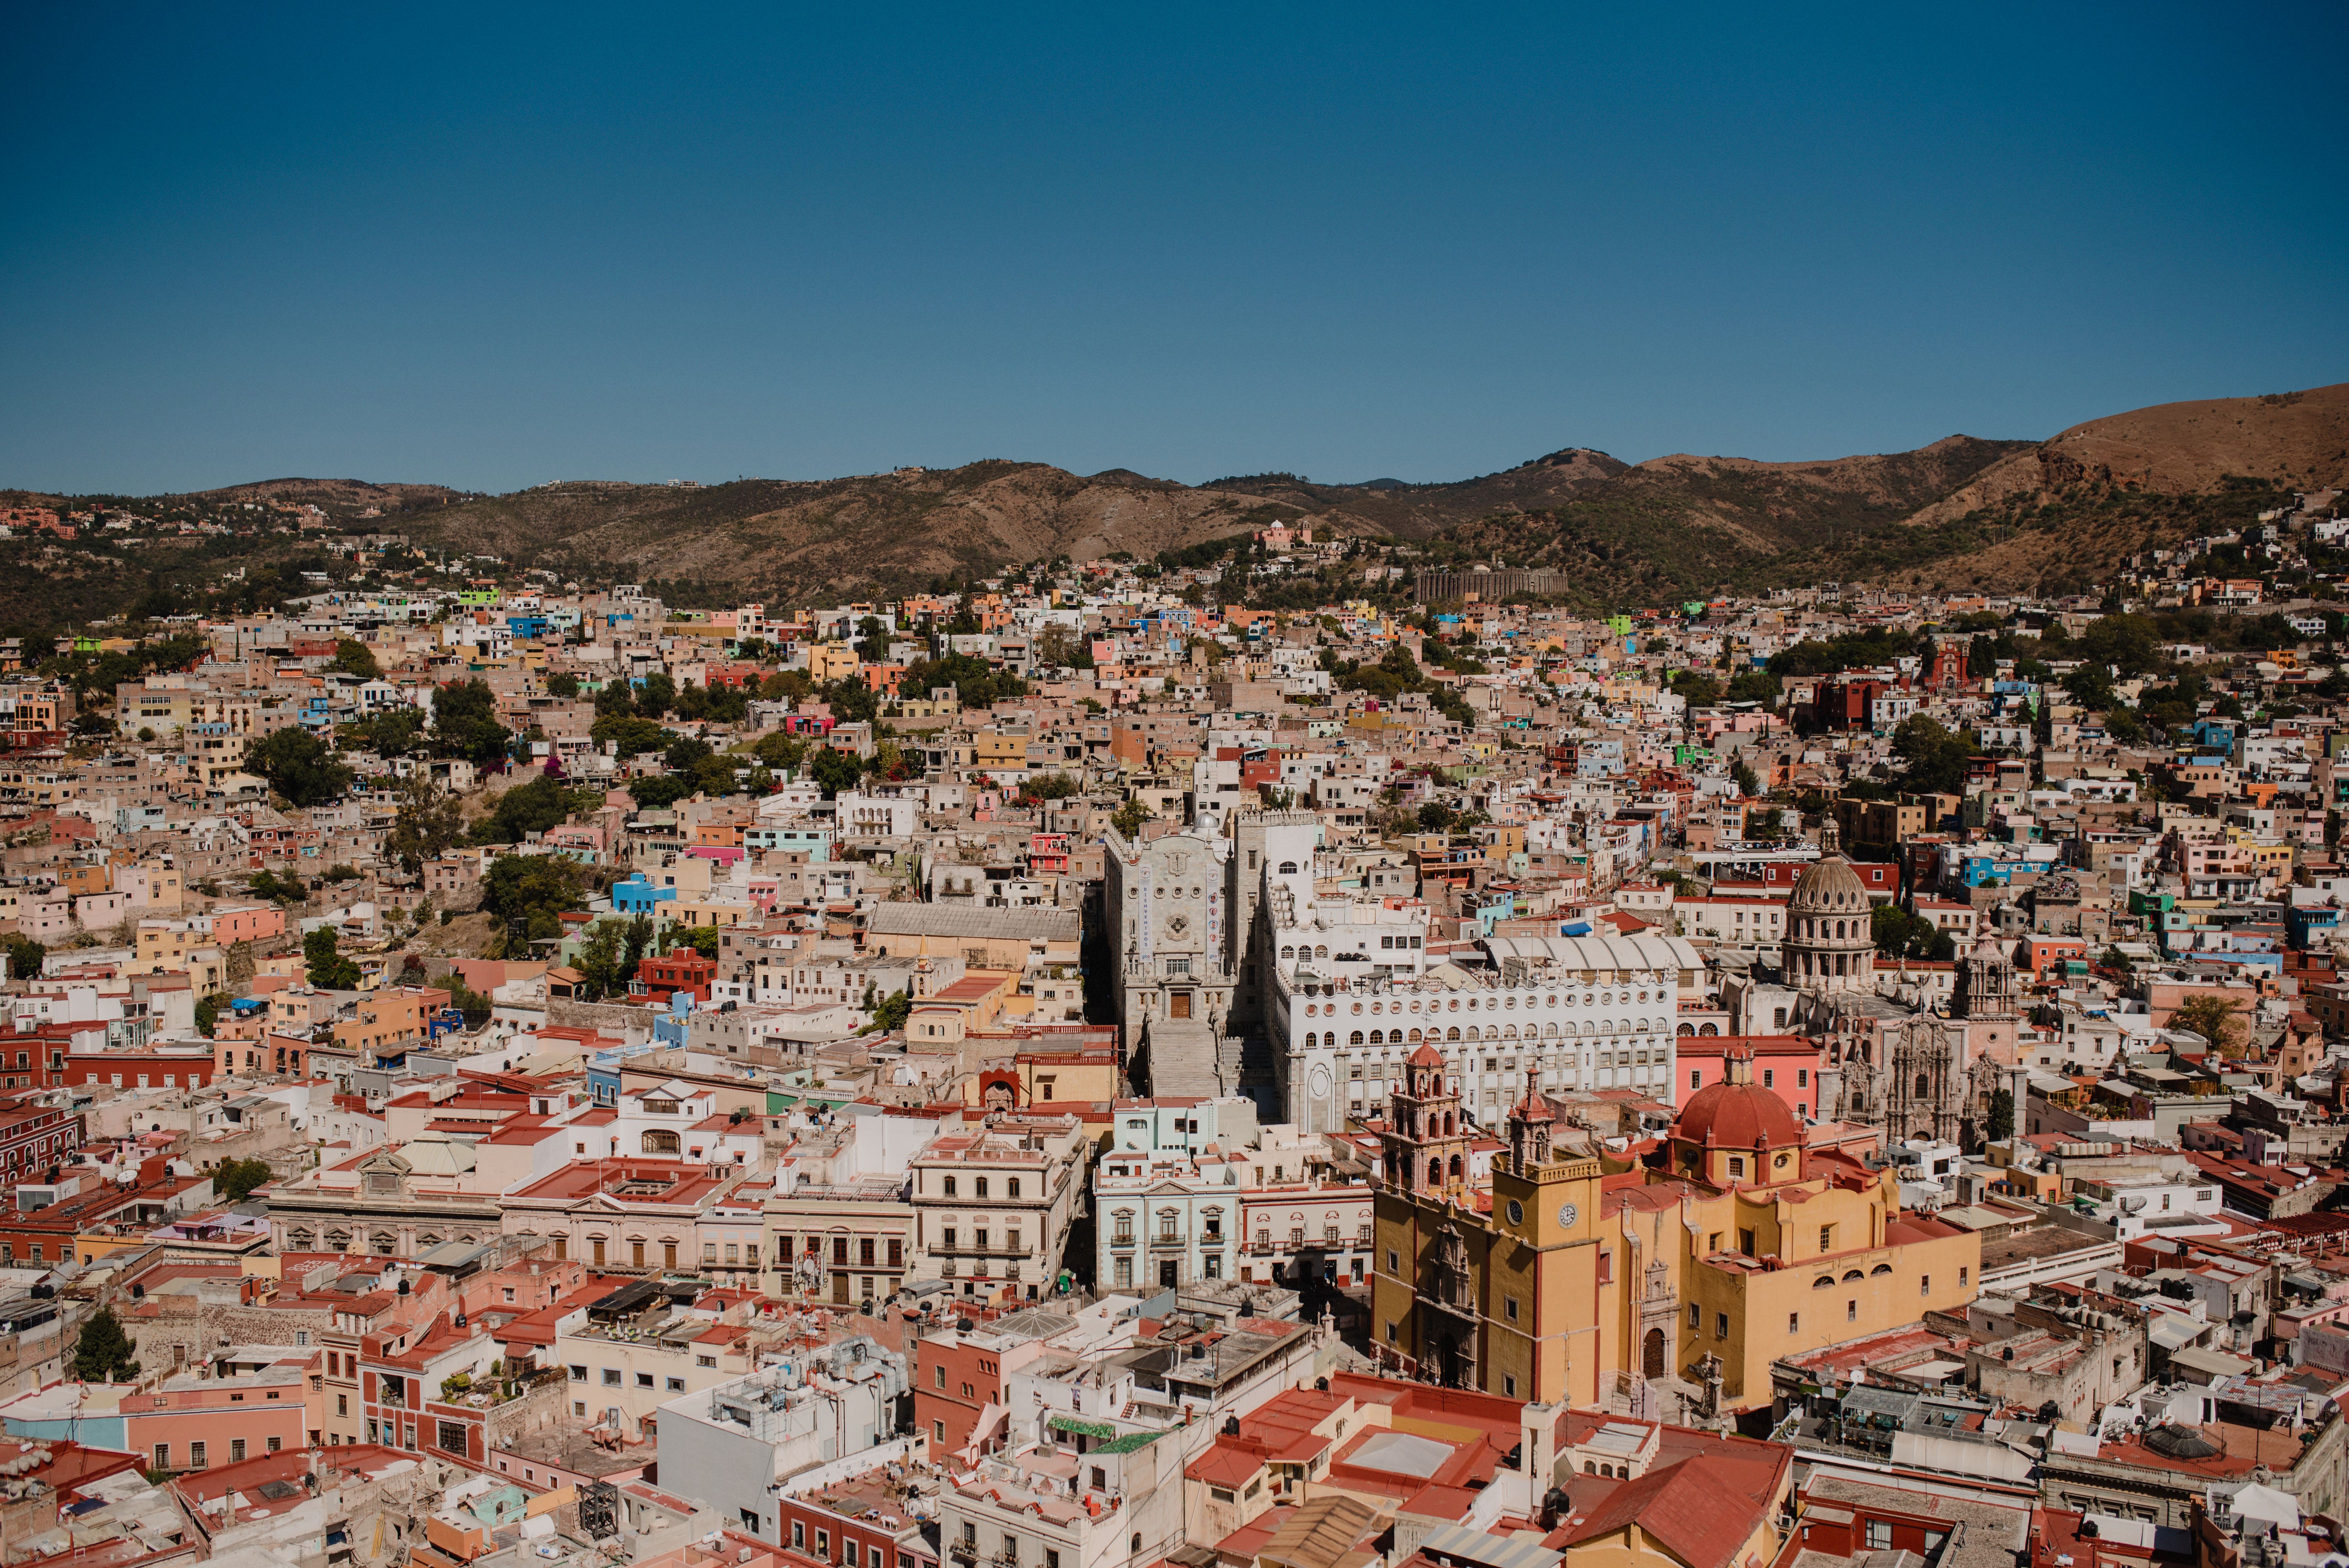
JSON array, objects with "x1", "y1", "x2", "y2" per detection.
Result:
[{"x1": 1673, "y1": 1036, "x2": 1824, "y2": 1118}]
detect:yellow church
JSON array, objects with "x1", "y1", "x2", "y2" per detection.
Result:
[{"x1": 1370, "y1": 1043, "x2": 1979, "y2": 1413}]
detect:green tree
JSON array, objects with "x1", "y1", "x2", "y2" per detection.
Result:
[
  {"x1": 69, "y1": 1307, "x2": 139, "y2": 1384},
  {"x1": 303, "y1": 927, "x2": 362, "y2": 989},
  {"x1": 862, "y1": 989, "x2": 913, "y2": 1035},
  {"x1": 474, "y1": 775, "x2": 577, "y2": 845},
  {"x1": 1871, "y1": 903, "x2": 1955, "y2": 961},
  {"x1": 194, "y1": 992, "x2": 223, "y2": 1038},
  {"x1": 1417, "y1": 801, "x2": 1454, "y2": 833},
  {"x1": 546, "y1": 672, "x2": 581, "y2": 699},
  {"x1": 480, "y1": 855, "x2": 592, "y2": 949},
  {"x1": 810, "y1": 747, "x2": 863, "y2": 798},
  {"x1": 385, "y1": 773, "x2": 465, "y2": 872},
  {"x1": 2172, "y1": 993, "x2": 2245, "y2": 1058},
  {"x1": 249, "y1": 868, "x2": 308, "y2": 905},
  {"x1": 1889, "y1": 715, "x2": 1977, "y2": 796},
  {"x1": 1110, "y1": 797, "x2": 1152, "y2": 838},
  {"x1": 594, "y1": 681, "x2": 636, "y2": 718},
  {"x1": 212, "y1": 1157, "x2": 274, "y2": 1202},
  {"x1": 244, "y1": 727, "x2": 353, "y2": 807},
  {"x1": 432, "y1": 679, "x2": 512, "y2": 766},
  {"x1": 1731, "y1": 760, "x2": 1761, "y2": 798},
  {"x1": 329, "y1": 639, "x2": 381, "y2": 679},
  {"x1": 3, "y1": 935, "x2": 43, "y2": 985},
  {"x1": 574, "y1": 921, "x2": 623, "y2": 1001},
  {"x1": 1986, "y1": 1089, "x2": 2014, "y2": 1142},
  {"x1": 621, "y1": 915, "x2": 656, "y2": 984},
  {"x1": 752, "y1": 731, "x2": 810, "y2": 771},
  {"x1": 590, "y1": 714, "x2": 672, "y2": 755},
  {"x1": 670, "y1": 925, "x2": 720, "y2": 958},
  {"x1": 626, "y1": 774, "x2": 693, "y2": 810},
  {"x1": 636, "y1": 671, "x2": 677, "y2": 718}
]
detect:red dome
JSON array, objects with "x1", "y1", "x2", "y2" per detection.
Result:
[
  {"x1": 1406, "y1": 1041, "x2": 1447, "y2": 1069},
  {"x1": 1673, "y1": 1079, "x2": 1801, "y2": 1150}
]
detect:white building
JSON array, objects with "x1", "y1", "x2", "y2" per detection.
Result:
[
  {"x1": 654, "y1": 1345, "x2": 910, "y2": 1545},
  {"x1": 1265, "y1": 923, "x2": 1701, "y2": 1132}
]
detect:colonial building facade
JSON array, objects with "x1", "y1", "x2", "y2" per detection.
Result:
[{"x1": 1371, "y1": 1046, "x2": 1981, "y2": 1414}]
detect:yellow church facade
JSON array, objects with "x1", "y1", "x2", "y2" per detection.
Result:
[{"x1": 1370, "y1": 1046, "x2": 1979, "y2": 1413}]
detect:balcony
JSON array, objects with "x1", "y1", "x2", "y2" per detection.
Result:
[
  {"x1": 948, "y1": 1545, "x2": 979, "y2": 1566},
  {"x1": 1148, "y1": 1234, "x2": 1186, "y2": 1250}
]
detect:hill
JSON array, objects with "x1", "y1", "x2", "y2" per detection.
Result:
[
  {"x1": 1426, "y1": 383, "x2": 2349, "y2": 604},
  {"x1": 4, "y1": 380, "x2": 2343, "y2": 628}
]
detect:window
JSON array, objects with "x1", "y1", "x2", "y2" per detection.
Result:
[
  {"x1": 1688, "y1": 1303, "x2": 1700, "y2": 1329},
  {"x1": 1865, "y1": 1522, "x2": 1893, "y2": 1552},
  {"x1": 190, "y1": 1441, "x2": 207, "y2": 1468},
  {"x1": 636, "y1": 1373, "x2": 654, "y2": 1388},
  {"x1": 602, "y1": 1369, "x2": 621, "y2": 1385},
  {"x1": 337, "y1": 1394, "x2": 348, "y2": 1415},
  {"x1": 1727, "y1": 1156, "x2": 1744, "y2": 1179},
  {"x1": 794, "y1": 1523, "x2": 807, "y2": 1549},
  {"x1": 975, "y1": 1178, "x2": 989, "y2": 1199},
  {"x1": 437, "y1": 1422, "x2": 466, "y2": 1453},
  {"x1": 1848, "y1": 1299, "x2": 1858, "y2": 1322},
  {"x1": 1007, "y1": 1178, "x2": 1021, "y2": 1199},
  {"x1": 1000, "y1": 1536, "x2": 1017, "y2": 1564},
  {"x1": 1819, "y1": 1224, "x2": 1834, "y2": 1253},
  {"x1": 1762, "y1": 1069, "x2": 1774, "y2": 1089},
  {"x1": 817, "y1": 1533, "x2": 830, "y2": 1558},
  {"x1": 1920, "y1": 1274, "x2": 1931, "y2": 1296},
  {"x1": 569, "y1": 1365, "x2": 587, "y2": 1381},
  {"x1": 1797, "y1": 1069, "x2": 1809, "y2": 1087},
  {"x1": 153, "y1": 1443, "x2": 168, "y2": 1470},
  {"x1": 1504, "y1": 1297, "x2": 1518, "y2": 1322},
  {"x1": 1959, "y1": 1266, "x2": 1968, "y2": 1286},
  {"x1": 1715, "y1": 1311, "x2": 1729, "y2": 1339},
  {"x1": 935, "y1": 1365, "x2": 947, "y2": 1389},
  {"x1": 1789, "y1": 1312, "x2": 1800, "y2": 1332},
  {"x1": 943, "y1": 1176, "x2": 957, "y2": 1196}
]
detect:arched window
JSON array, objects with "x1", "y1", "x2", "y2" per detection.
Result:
[
  {"x1": 1007, "y1": 1178, "x2": 1021, "y2": 1199},
  {"x1": 1444, "y1": 1112, "x2": 1456, "y2": 1135},
  {"x1": 1281, "y1": 946, "x2": 1296, "y2": 960},
  {"x1": 1870, "y1": 1263, "x2": 1893, "y2": 1276},
  {"x1": 1813, "y1": 1276, "x2": 1834, "y2": 1289},
  {"x1": 1278, "y1": 862, "x2": 1298, "y2": 875},
  {"x1": 1408, "y1": 1028, "x2": 1422, "y2": 1042},
  {"x1": 641, "y1": 1129, "x2": 680, "y2": 1155},
  {"x1": 1315, "y1": 945, "x2": 1328, "y2": 960},
  {"x1": 1678, "y1": 1023, "x2": 1695, "y2": 1036},
  {"x1": 1842, "y1": 1269, "x2": 1865, "y2": 1281},
  {"x1": 1914, "y1": 1074, "x2": 1931, "y2": 1098},
  {"x1": 1448, "y1": 1153, "x2": 1463, "y2": 1180},
  {"x1": 1369, "y1": 1030, "x2": 1385, "y2": 1044},
  {"x1": 1427, "y1": 1157, "x2": 1442, "y2": 1186},
  {"x1": 1349, "y1": 1031, "x2": 1365, "y2": 1046}
]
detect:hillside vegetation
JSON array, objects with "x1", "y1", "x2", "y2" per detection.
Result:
[{"x1": 4, "y1": 381, "x2": 2343, "y2": 629}]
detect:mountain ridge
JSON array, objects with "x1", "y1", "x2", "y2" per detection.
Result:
[{"x1": 3, "y1": 380, "x2": 2343, "y2": 622}]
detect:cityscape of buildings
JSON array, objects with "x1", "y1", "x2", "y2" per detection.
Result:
[{"x1": 0, "y1": 494, "x2": 2342, "y2": 1568}]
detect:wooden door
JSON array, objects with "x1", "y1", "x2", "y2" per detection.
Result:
[{"x1": 1171, "y1": 992, "x2": 1191, "y2": 1019}]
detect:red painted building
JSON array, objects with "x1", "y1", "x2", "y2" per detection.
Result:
[
  {"x1": 913, "y1": 1328, "x2": 1010, "y2": 1454},
  {"x1": 635, "y1": 952, "x2": 716, "y2": 1006}
]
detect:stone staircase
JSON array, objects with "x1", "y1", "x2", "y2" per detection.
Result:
[{"x1": 1142, "y1": 1016, "x2": 1223, "y2": 1098}]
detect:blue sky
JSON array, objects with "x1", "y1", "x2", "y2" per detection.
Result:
[{"x1": 4, "y1": 3, "x2": 2344, "y2": 496}]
